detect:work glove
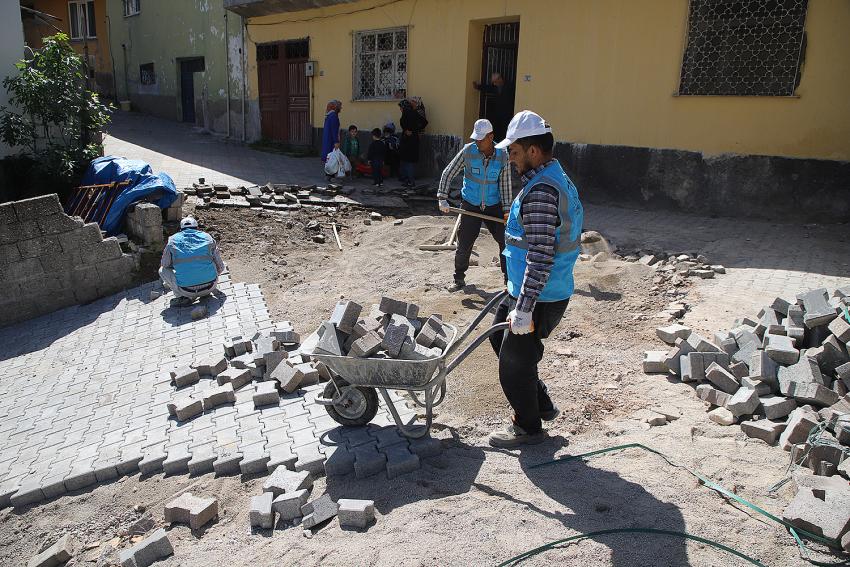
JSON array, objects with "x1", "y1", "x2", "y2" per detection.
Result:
[
  {"x1": 508, "y1": 309, "x2": 534, "y2": 335},
  {"x1": 438, "y1": 199, "x2": 450, "y2": 213}
]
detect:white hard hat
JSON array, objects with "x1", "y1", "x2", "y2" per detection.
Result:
[
  {"x1": 469, "y1": 119, "x2": 494, "y2": 141},
  {"x1": 180, "y1": 216, "x2": 199, "y2": 230},
  {"x1": 496, "y1": 110, "x2": 552, "y2": 149}
]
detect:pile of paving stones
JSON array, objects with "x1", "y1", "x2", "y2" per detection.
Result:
[
  {"x1": 643, "y1": 287, "x2": 850, "y2": 552},
  {"x1": 166, "y1": 320, "x2": 329, "y2": 423},
  {"x1": 312, "y1": 297, "x2": 451, "y2": 361},
  {"x1": 250, "y1": 467, "x2": 375, "y2": 535},
  {"x1": 186, "y1": 181, "x2": 356, "y2": 211}
]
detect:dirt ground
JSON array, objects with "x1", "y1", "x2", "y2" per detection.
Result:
[{"x1": 0, "y1": 205, "x2": 834, "y2": 566}]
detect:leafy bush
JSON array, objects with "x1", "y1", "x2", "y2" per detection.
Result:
[{"x1": 0, "y1": 33, "x2": 111, "y2": 182}]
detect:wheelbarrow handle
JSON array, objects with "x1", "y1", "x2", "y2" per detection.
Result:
[
  {"x1": 442, "y1": 289, "x2": 508, "y2": 362},
  {"x1": 445, "y1": 322, "x2": 510, "y2": 375}
]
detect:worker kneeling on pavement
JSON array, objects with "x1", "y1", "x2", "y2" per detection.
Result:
[
  {"x1": 159, "y1": 216, "x2": 225, "y2": 306},
  {"x1": 437, "y1": 118, "x2": 512, "y2": 292},
  {"x1": 488, "y1": 110, "x2": 584, "y2": 448}
]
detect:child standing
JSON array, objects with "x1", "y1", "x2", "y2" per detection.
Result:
[
  {"x1": 341, "y1": 124, "x2": 360, "y2": 169},
  {"x1": 382, "y1": 123, "x2": 400, "y2": 178},
  {"x1": 367, "y1": 128, "x2": 386, "y2": 187}
]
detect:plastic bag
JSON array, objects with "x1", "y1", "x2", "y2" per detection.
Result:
[{"x1": 324, "y1": 148, "x2": 351, "y2": 177}]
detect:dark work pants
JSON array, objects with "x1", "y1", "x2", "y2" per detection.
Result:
[
  {"x1": 454, "y1": 200, "x2": 507, "y2": 284},
  {"x1": 370, "y1": 160, "x2": 384, "y2": 184},
  {"x1": 488, "y1": 295, "x2": 570, "y2": 433}
]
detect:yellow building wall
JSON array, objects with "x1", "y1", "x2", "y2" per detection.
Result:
[
  {"x1": 244, "y1": 0, "x2": 850, "y2": 161},
  {"x1": 23, "y1": 0, "x2": 114, "y2": 95}
]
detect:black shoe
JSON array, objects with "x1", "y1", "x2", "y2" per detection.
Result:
[
  {"x1": 170, "y1": 296, "x2": 193, "y2": 307},
  {"x1": 540, "y1": 406, "x2": 561, "y2": 421}
]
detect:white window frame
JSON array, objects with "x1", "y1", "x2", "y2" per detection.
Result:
[
  {"x1": 68, "y1": 0, "x2": 96, "y2": 40},
  {"x1": 352, "y1": 27, "x2": 408, "y2": 101},
  {"x1": 123, "y1": 0, "x2": 141, "y2": 17}
]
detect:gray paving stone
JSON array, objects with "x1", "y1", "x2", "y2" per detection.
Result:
[
  {"x1": 239, "y1": 444, "x2": 271, "y2": 474},
  {"x1": 353, "y1": 444, "x2": 386, "y2": 478},
  {"x1": 162, "y1": 444, "x2": 192, "y2": 476},
  {"x1": 799, "y1": 288, "x2": 837, "y2": 328},
  {"x1": 118, "y1": 527, "x2": 173, "y2": 567},
  {"x1": 301, "y1": 493, "x2": 338, "y2": 529},
  {"x1": 409, "y1": 436, "x2": 442, "y2": 458},
  {"x1": 383, "y1": 443, "x2": 420, "y2": 478},
  {"x1": 187, "y1": 445, "x2": 217, "y2": 476},
  {"x1": 323, "y1": 444, "x2": 356, "y2": 476},
  {"x1": 294, "y1": 443, "x2": 326, "y2": 476},
  {"x1": 705, "y1": 362, "x2": 739, "y2": 394},
  {"x1": 273, "y1": 489, "x2": 310, "y2": 521},
  {"x1": 267, "y1": 444, "x2": 297, "y2": 472},
  {"x1": 212, "y1": 450, "x2": 243, "y2": 476},
  {"x1": 164, "y1": 492, "x2": 218, "y2": 529},
  {"x1": 337, "y1": 498, "x2": 375, "y2": 529},
  {"x1": 250, "y1": 493, "x2": 274, "y2": 529},
  {"x1": 27, "y1": 533, "x2": 75, "y2": 567}
]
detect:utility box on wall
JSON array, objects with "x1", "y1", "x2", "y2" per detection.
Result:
[{"x1": 305, "y1": 61, "x2": 316, "y2": 77}]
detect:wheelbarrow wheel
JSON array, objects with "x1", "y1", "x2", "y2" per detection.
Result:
[{"x1": 323, "y1": 379, "x2": 379, "y2": 427}]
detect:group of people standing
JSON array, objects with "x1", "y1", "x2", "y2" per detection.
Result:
[{"x1": 320, "y1": 97, "x2": 428, "y2": 188}]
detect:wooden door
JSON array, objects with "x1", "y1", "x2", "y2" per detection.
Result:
[
  {"x1": 257, "y1": 43, "x2": 284, "y2": 141},
  {"x1": 257, "y1": 40, "x2": 310, "y2": 145}
]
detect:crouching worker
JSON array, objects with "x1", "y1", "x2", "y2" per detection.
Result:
[{"x1": 159, "y1": 216, "x2": 225, "y2": 306}]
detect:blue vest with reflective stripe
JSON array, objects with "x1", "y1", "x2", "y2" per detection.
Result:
[
  {"x1": 461, "y1": 144, "x2": 506, "y2": 208},
  {"x1": 503, "y1": 161, "x2": 584, "y2": 302},
  {"x1": 169, "y1": 229, "x2": 218, "y2": 288}
]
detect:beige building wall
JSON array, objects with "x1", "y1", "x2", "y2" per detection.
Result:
[{"x1": 244, "y1": 0, "x2": 850, "y2": 160}]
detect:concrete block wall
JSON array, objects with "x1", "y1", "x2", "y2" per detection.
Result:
[
  {"x1": 0, "y1": 194, "x2": 138, "y2": 327},
  {"x1": 125, "y1": 203, "x2": 164, "y2": 249}
]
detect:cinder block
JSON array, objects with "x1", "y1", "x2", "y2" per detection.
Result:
[
  {"x1": 741, "y1": 419, "x2": 786, "y2": 445},
  {"x1": 13, "y1": 194, "x2": 62, "y2": 220},
  {"x1": 164, "y1": 492, "x2": 218, "y2": 529},
  {"x1": 642, "y1": 351, "x2": 668, "y2": 374},
  {"x1": 383, "y1": 444, "x2": 419, "y2": 478},
  {"x1": 17, "y1": 235, "x2": 60, "y2": 259},
  {"x1": 202, "y1": 383, "x2": 236, "y2": 410},
  {"x1": 828, "y1": 316, "x2": 850, "y2": 344},
  {"x1": 379, "y1": 296, "x2": 419, "y2": 319},
  {"x1": 301, "y1": 493, "x2": 338, "y2": 529},
  {"x1": 337, "y1": 499, "x2": 375, "y2": 529},
  {"x1": 216, "y1": 368, "x2": 252, "y2": 390},
  {"x1": 350, "y1": 331, "x2": 382, "y2": 358},
  {"x1": 706, "y1": 362, "x2": 739, "y2": 394},
  {"x1": 758, "y1": 395, "x2": 797, "y2": 420},
  {"x1": 778, "y1": 407, "x2": 820, "y2": 451},
  {"x1": 253, "y1": 381, "x2": 279, "y2": 408},
  {"x1": 170, "y1": 367, "x2": 200, "y2": 388},
  {"x1": 725, "y1": 387, "x2": 759, "y2": 417},
  {"x1": 38, "y1": 213, "x2": 83, "y2": 236},
  {"x1": 262, "y1": 467, "x2": 313, "y2": 497},
  {"x1": 782, "y1": 486, "x2": 850, "y2": 541},
  {"x1": 26, "y1": 533, "x2": 74, "y2": 567},
  {"x1": 382, "y1": 324, "x2": 409, "y2": 358},
  {"x1": 272, "y1": 489, "x2": 309, "y2": 521},
  {"x1": 118, "y1": 528, "x2": 173, "y2": 567},
  {"x1": 249, "y1": 493, "x2": 274, "y2": 529},
  {"x1": 330, "y1": 300, "x2": 363, "y2": 334},
  {"x1": 82, "y1": 237, "x2": 122, "y2": 265}
]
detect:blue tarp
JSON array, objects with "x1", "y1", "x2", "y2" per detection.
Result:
[{"x1": 80, "y1": 156, "x2": 178, "y2": 236}]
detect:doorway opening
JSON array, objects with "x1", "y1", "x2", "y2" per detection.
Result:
[
  {"x1": 179, "y1": 57, "x2": 205, "y2": 123},
  {"x1": 478, "y1": 22, "x2": 519, "y2": 141}
]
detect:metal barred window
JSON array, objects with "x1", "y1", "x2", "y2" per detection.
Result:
[
  {"x1": 678, "y1": 0, "x2": 808, "y2": 96},
  {"x1": 353, "y1": 27, "x2": 407, "y2": 101}
]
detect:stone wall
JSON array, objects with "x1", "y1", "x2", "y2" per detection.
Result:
[
  {"x1": 0, "y1": 194, "x2": 138, "y2": 327},
  {"x1": 125, "y1": 203, "x2": 164, "y2": 249}
]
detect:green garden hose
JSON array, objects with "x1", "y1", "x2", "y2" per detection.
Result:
[{"x1": 497, "y1": 443, "x2": 850, "y2": 566}]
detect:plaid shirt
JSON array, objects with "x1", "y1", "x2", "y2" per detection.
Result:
[
  {"x1": 436, "y1": 143, "x2": 512, "y2": 214},
  {"x1": 515, "y1": 159, "x2": 561, "y2": 313}
]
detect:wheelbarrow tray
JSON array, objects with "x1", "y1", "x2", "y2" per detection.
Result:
[{"x1": 311, "y1": 323, "x2": 458, "y2": 389}]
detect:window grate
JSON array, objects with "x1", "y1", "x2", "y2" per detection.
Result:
[
  {"x1": 139, "y1": 63, "x2": 155, "y2": 85},
  {"x1": 353, "y1": 27, "x2": 407, "y2": 101},
  {"x1": 678, "y1": 0, "x2": 808, "y2": 96}
]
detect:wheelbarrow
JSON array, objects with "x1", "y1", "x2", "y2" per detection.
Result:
[{"x1": 312, "y1": 290, "x2": 510, "y2": 438}]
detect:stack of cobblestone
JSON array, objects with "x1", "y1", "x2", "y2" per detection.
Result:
[
  {"x1": 249, "y1": 465, "x2": 375, "y2": 533},
  {"x1": 310, "y1": 297, "x2": 450, "y2": 361},
  {"x1": 644, "y1": 287, "x2": 850, "y2": 478},
  {"x1": 187, "y1": 181, "x2": 355, "y2": 212}
]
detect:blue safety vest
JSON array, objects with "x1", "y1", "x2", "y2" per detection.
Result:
[
  {"x1": 168, "y1": 229, "x2": 218, "y2": 288},
  {"x1": 461, "y1": 143, "x2": 506, "y2": 208},
  {"x1": 503, "y1": 160, "x2": 584, "y2": 302}
]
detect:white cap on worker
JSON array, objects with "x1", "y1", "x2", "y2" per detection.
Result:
[
  {"x1": 495, "y1": 110, "x2": 552, "y2": 149},
  {"x1": 180, "y1": 216, "x2": 199, "y2": 230},
  {"x1": 469, "y1": 119, "x2": 494, "y2": 141}
]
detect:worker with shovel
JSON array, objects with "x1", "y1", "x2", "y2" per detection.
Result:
[
  {"x1": 437, "y1": 119, "x2": 512, "y2": 292},
  {"x1": 487, "y1": 110, "x2": 584, "y2": 448}
]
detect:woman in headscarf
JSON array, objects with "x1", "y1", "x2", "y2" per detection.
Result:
[{"x1": 321, "y1": 99, "x2": 342, "y2": 163}]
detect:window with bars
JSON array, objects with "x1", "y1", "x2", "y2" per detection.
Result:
[
  {"x1": 124, "y1": 0, "x2": 140, "y2": 17},
  {"x1": 69, "y1": 0, "x2": 96, "y2": 39},
  {"x1": 139, "y1": 63, "x2": 155, "y2": 85},
  {"x1": 678, "y1": 0, "x2": 808, "y2": 96},
  {"x1": 353, "y1": 27, "x2": 407, "y2": 101}
]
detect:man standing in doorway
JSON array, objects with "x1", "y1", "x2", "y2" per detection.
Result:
[
  {"x1": 473, "y1": 72, "x2": 516, "y2": 141},
  {"x1": 437, "y1": 119, "x2": 512, "y2": 292},
  {"x1": 487, "y1": 111, "x2": 584, "y2": 448}
]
